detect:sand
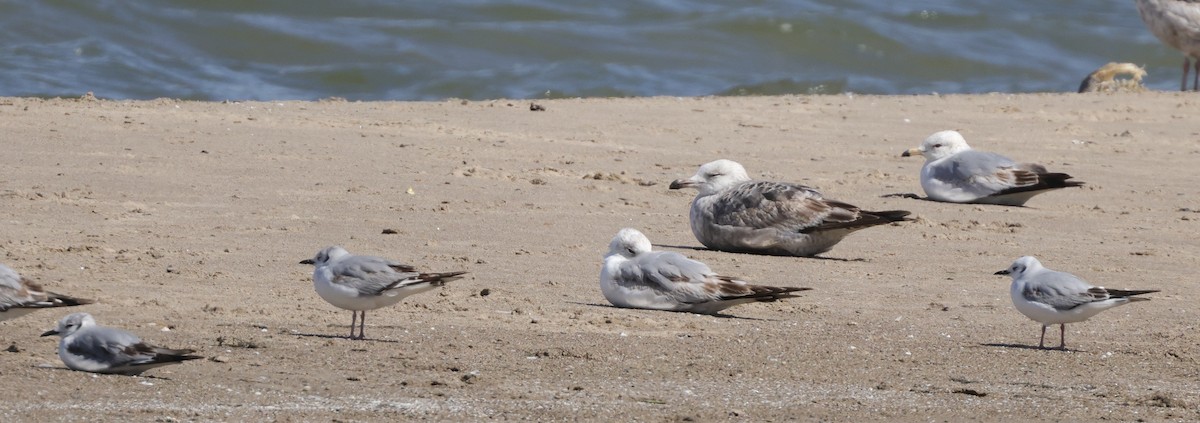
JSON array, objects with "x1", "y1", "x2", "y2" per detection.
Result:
[{"x1": 1, "y1": 93, "x2": 1198, "y2": 421}]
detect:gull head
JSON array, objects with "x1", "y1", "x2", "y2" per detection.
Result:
[
  {"x1": 300, "y1": 246, "x2": 351, "y2": 266},
  {"x1": 669, "y1": 159, "x2": 752, "y2": 196},
  {"x1": 40, "y1": 312, "x2": 96, "y2": 338},
  {"x1": 994, "y1": 256, "x2": 1044, "y2": 279},
  {"x1": 607, "y1": 228, "x2": 653, "y2": 259},
  {"x1": 903, "y1": 130, "x2": 972, "y2": 161}
]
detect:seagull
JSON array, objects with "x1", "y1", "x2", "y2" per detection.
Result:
[
  {"x1": 300, "y1": 246, "x2": 467, "y2": 340},
  {"x1": 1135, "y1": 0, "x2": 1200, "y2": 91},
  {"x1": 601, "y1": 228, "x2": 811, "y2": 315},
  {"x1": 1, "y1": 263, "x2": 93, "y2": 322},
  {"x1": 901, "y1": 130, "x2": 1084, "y2": 206},
  {"x1": 40, "y1": 313, "x2": 202, "y2": 375},
  {"x1": 995, "y1": 256, "x2": 1159, "y2": 350},
  {"x1": 669, "y1": 159, "x2": 910, "y2": 257}
]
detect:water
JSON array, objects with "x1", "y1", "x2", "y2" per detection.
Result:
[{"x1": 0, "y1": 0, "x2": 1180, "y2": 101}]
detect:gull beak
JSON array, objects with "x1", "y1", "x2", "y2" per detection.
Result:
[
  {"x1": 669, "y1": 179, "x2": 697, "y2": 190},
  {"x1": 901, "y1": 148, "x2": 922, "y2": 157},
  {"x1": 299, "y1": 259, "x2": 315, "y2": 265},
  {"x1": 40, "y1": 329, "x2": 58, "y2": 337},
  {"x1": 994, "y1": 269, "x2": 1010, "y2": 276}
]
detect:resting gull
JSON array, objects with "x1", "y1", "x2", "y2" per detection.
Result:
[
  {"x1": 1, "y1": 263, "x2": 92, "y2": 322},
  {"x1": 669, "y1": 159, "x2": 909, "y2": 257},
  {"x1": 901, "y1": 130, "x2": 1084, "y2": 206},
  {"x1": 600, "y1": 228, "x2": 810, "y2": 315},
  {"x1": 41, "y1": 312, "x2": 202, "y2": 375}
]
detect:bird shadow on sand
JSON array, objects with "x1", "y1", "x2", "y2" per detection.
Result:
[
  {"x1": 981, "y1": 342, "x2": 1080, "y2": 352},
  {"x1": 652, "y1": 244, "x2": 866, "y2": 262},
  {"x1": 880, "y1": 193, "x2": 1042, "y2": 209},
  {"x1": 881, "y1": 192, "x2": 927, "y2": 201},
  {"x1": 566, "y1": 301, "x2": 778, "y2": 321},
  {"x1": 36, "y1": 365, "x2": 179, "y2": 379},
  {"x1": 289, "y1": 331, "x2": 401, "y2": 343}
]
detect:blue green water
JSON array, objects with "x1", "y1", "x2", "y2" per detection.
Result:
[{"x1": 0, "y1": 1, "x2": 1179, "y2": 101}]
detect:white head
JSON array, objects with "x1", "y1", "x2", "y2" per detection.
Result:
[
  {"x1": 994, "y1": 256, "x2": 1044, "y2": 279},
  {"x1": 301, "y1": 246, "x2": 351, "y2": 267},
  {"x1": 669, "y1": 159, "x2": 752, "y2": 196},
  {"x1": 41, "y1": 312, "x2": 96, "y2": 338},
  {"x1": 607, "y1": 228, "x2": 653, "y2": 259},
  {"x1": 903, "y1": 130, "x2": 972, "y2": 161}
]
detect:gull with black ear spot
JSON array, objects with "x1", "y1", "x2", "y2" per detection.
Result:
[
  {"x1": 669, "y1": 159, "x2": 910, "y2": 257},
  {"x1": 900, "y1": 130, "x2": 1084, "y2": 206},
  {"x1": 40, "y1": 312, "x2": 202, "y2": 376},
  {"x1": 995, "y1": 256, "x2": 1158, "y2": 350},
  {"x1": 300, "y1": 246, "x2": 467, "y2": 340},
  {"x1": 600, "y1": 228, "x2": 811, "y2": 315}
]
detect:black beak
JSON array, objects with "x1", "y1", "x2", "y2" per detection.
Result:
[
  {"x1": 299, "y1": 259, "x2": 314, "y2": 265},
  {"x1": 900, "y1": 150, "x2": 912, "y2": 157},
  {"x1": 668, "y1": 180, "x2": 692, "y2": 190},
  {"x1": 40, "y1": 330, "x2": 58, "y2": 337},
  {"x1": 994, "y1": 270, "x2": 1010, "y2": 275}
]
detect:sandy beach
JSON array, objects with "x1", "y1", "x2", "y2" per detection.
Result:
[{"x1": 1, "y1": 93, "x2": 1198, "y2": 421}]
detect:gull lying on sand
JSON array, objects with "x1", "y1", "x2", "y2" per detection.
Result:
[
  {"x1": 995, "y1": 256, "x2": 1158, "y2": 350},
  {"x1": 301, "y1": 246, "x2": 466, "y2": 340},
  {"x1": 41, "y1": 312, "x2": 201, "y2": 375},
  {"x1": 669, "y1": 159, "x2": 909, "y2": 257},
  {"x1": 1135, "y1": 0, "x2": 1200, "y2": 91},
  {"x1": 901, "y1": 130, "x2": 1083, "y2": 206},
  {"x1": 0, "y1": 263, "x2": 92, "y2": 322},
  {"x1": 601, "y1": 228, "x2": 810, "y2": 315}
]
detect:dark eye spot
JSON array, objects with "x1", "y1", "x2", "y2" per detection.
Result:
[{"x1": 933, "y1": 144, "x2": 943, "y2": 148}]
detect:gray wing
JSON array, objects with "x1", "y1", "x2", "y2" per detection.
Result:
[
  {"x1": 67, "y1": 327, "x2": 150, "y2": 366},
  {"x1": 617, "y1": 251, "x2": 713, "y2": 292},
  {"x1": 927, "y1": 150, "x2": 1033, "y2": 192},
  {"x1": 1022, "y1": 270, "x2": 1102, "y2": 311},
  {"x1": 708, "y1": 181, "x2": 854, "y2": 232},
  {"x1": 0, "y1": 265, "x2": 31, "y2": 309},
  {"x1": 329, "y1": 255, "x2": 420, "y2": 296}
]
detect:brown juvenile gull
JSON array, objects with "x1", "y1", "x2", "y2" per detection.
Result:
[
  {"x1": 996, "y1": 256, "x2": 1158, "y2": 350},
  {"x1": 669, "y1": 159, "x2": 910, "y2": 257},
  {"x1": 40, "y1": 312, "x2": 202, "y2": 375},
  {"x1": 600, "y1": 228, "x2": 810, "y2": 315},
  {"x1": 300, "y1": 246, "x2": 466, "y2": 340},
  {"x1": 1135, "y1": 0, "x2": 1200, "y2": 91},
  {"x1": 901, "y1": 130, "x2": 1084, "y2": 206},
  {"x1": 0, "y1": 263, "x2": 92, "y2": 322}
]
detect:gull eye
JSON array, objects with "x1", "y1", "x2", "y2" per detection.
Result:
[{"x1": 933, "y1": 143, "x2": 943, "y2": 148}]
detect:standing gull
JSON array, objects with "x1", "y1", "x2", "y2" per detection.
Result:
[
  {"x1": 40, "y1": 312, "x2": 202, "y2": 375},
  {"x1": 995, "y1": 256, "x2": 1158, "y2": 350},
  {"x1": 1135, "y1": 0, "x2": 1200, "y2": 91},
  {"x1": 300, "y1": 246, "x2": 466, "y2": 340},
  {"x1": 901, "y1": 130, "x2": 1084, "y2": 206},
  {"x1": 669, "y1": 159, "x2": 909, "y2": 257},
  {"x1": 600, "y1": 228, "x2": 810, "y2": 315},
  {"x1": 1, "y1": 263, "x2": 92, "y2": 322}
]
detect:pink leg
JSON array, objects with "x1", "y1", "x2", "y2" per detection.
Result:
[
  {"x1": 359, "y1": 311, "x2": 366, "y2": 340},
  {"x1": 1192, "y1": 58, "x2": 1199, "y2": 91},
  {"x1": 1059, "y1": 324, "x2": 1067, "y2": 350},
  {"x1": 1039, "y1": 325, "x2": 1047, "y2": 349},
  {"x1": 350, "y1": 312, "x2": 358, "y2": 339},
  {"x1": 1184, "y1": 58, "x2": 1192, "y2": 92}
]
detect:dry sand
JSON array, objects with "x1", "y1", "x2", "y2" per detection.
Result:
[{"x1": 1, "y1": 93, "x2": 1198, "y2": 421}]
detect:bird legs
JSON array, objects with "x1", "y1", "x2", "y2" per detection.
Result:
[
  {"x1": 1039, "y1": 323, "x2": 1066, "y2": 350},
  {"x1": 1181, "y1": 57, "x2": 1200, "y2": 91},
  {"x1": 349, "y1": 310, "x2": 366, "y2": 340}
]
